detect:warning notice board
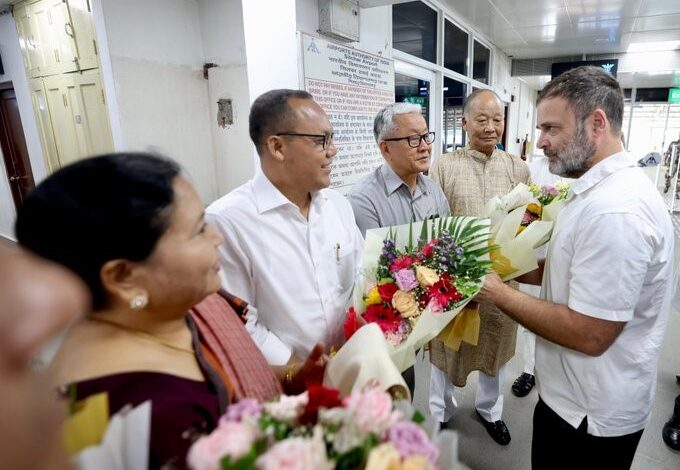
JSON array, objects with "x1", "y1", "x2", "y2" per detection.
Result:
[{"x1": 301, "y1": 33, "x2": 395, "y2": 193}]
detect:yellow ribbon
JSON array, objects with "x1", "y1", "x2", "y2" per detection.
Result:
[
  {"x1": 62, "y1": 392, "x2": 110, "y2": 454},
  {"x1": 436, "y1": 303, "x2": 481, "y2": 351},
  {"x1": 490, "y1": 247, "x2": 519, "y2": 278}
]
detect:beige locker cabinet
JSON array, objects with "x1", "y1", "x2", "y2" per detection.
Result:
[
  {"x1": 28, "y1": 78, "x2": 60, "y2": 172},
  {"x1": 41, "y1": 0, "x2": 79, "y2": 76},
  {"x1": 43, "y1": 71, "x2": 113, "y2": 166},
  {"x1": 43, "y1": 74, "x2": 82, "y2": 165},
  {"x1": 74, "y1": 70, "x2": 113, "y2": 156},
  {"x1": 67, "y1": 0, "x2": 99, "y2": 71}
]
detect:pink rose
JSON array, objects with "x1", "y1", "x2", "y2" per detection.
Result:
[
  {"x1": 256, "y1": 427, "x2": 333, "y2": 470},
  {"x1": 343, "y1": 387, "x2": 401, "y2": 435},
  {"x1": 187, "y1": 421, "x2": 258, "y2": 470},
  {"x1": 427, "y1": 297, "x2": 443, "y2": 313}
]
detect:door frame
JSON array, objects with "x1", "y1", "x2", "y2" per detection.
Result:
[{"x1": 0, "y1": 80, "x2": 35, "y2": 211}]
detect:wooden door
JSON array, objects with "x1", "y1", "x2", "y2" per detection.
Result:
[{"x1": 0, "y1": 82, "x2": 34, "y2": 211}]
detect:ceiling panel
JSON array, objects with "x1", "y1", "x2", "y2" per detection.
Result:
[
  {"x1": 439, "y1": 0, "x2": 680, "y2": 59},
  {"x1": 633, "y1": 13, "x2": 680, "y2": 32},
  {"x1": 640, "y1": 0, "x2": 680, "y2": 16},
  {"x1": 502, "y1": 8, "x2": 572, "y2": 29}
]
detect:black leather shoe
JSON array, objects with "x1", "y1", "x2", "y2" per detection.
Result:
[
  {"x1": 511, "y1": 373, "x2": 535, "y2": 397},
  {"x1": 662, "y1": 417, "x2": 680, "y2": 450},
  {"x1": 476, "y1": 410, "x2": 511, "y2": 445}
]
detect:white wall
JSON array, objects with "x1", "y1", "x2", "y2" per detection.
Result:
[
  {"x1": 199, "y1": 0, "x2": 253, "y2": 197},
  {"x1": 506, "y1": 78, "x2": 537, "y2": 158},
  {"x1": 0, "y1": 11, "x2": 47, "y2": 239},
  {"x1": 99, "y1": 0, "x2": 219, "y2": 203}
]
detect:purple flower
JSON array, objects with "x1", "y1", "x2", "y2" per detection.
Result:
[
  {"x1": 543, "y1": 185, "x2": 559, "y2": 196},
  {"x1": 221, "y1": 398, "x2": 263, "y2": 423},
  {"x1": 394, "y1": 269, "x2": 418, "y2": 291},
  {"x1": 388, "y1": 421, "x2": 439, "y2": 464}
]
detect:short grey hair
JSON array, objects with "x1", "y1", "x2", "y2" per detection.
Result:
[
  {"x1": 462, "y1": 89, "x2": 502, "y2": 117},
  {"x1": 373, "y1": 102, "x2": 422, "y2": 143},
  {"x1": 537, "y1": 66, "x2": 623, "y2": 133}
]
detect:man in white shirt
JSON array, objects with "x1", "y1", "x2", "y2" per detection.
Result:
[
  {"x1": 477, "y1": 66, "x2": 674, "y2": 469},
  {"x1": 206, "y1": 89, "x2": 363, "y2": 375}
]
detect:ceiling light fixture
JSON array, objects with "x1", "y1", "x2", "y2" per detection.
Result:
[{"x1": 627, "y1": 40, "x2": 680, "y2": 53}]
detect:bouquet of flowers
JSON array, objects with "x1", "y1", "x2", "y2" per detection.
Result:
[
  {"x1": 343, "y1": 217, "x2": 494, "y2": 371},
  {"x1": 187, "y1": 385, "x2": 458, "y2": 470},
  {"x1": 483, "y1": 182, "x2": 570, "y2": 280}
]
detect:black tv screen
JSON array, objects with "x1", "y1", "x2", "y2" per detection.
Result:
[{"x1": 551, "y1": 59, "x2": 618, "y2": 79}]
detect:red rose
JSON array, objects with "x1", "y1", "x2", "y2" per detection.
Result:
[
  {"x1": 344, "y1": 307, "x2": 362, "y2": 340},
  {"x1": 389, "y1": 256, "x2": 414, "y2": 272},
  {"x1": 377, "y1": 282, "x2": 398, "y2": 302},
  {"x1": 300, "y1": 385, "x2": 343, "y2": 424}
]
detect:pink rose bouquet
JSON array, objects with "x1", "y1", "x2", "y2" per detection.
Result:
[{"x1": 187, "y1": 385, "x2": 455, "y2": 470}]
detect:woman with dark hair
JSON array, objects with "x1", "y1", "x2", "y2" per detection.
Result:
[{"x1": 15, "y1": 152, "x2": 326, "y2": 469}]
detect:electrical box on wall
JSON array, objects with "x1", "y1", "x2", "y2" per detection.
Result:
[{"x1": 319, "y1": 0, "x2": 360, "y2": 43}]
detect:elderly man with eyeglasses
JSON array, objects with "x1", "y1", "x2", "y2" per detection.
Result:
[
  {"x1": 348, "y1": 102, "x2": 450, "y2": 397},
  {"x1": 206, "y1": 89, "x2": 363, "y2": 376},
  {"x1": 349, "y1": 103, "x2": 449, "y2": 236}
]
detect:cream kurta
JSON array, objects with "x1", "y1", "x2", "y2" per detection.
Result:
[{"x1": 429, "y1": 146, "x2": 529, "y2": 386}]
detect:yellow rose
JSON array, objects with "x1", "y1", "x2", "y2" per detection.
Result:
[
  {"x1": 364, "y1": 287, "x2": 382, "y2": 307},
  {"x1": 415, "y1": 266, "x2": 439, "y2": 287},
  {"x1": 365, "y1": 443, "x2": 402, "y2": 470},
  {"x1": 527, "y1": 202, "x2": 542, "y2": 217},
  {"x1": 402, "y1": 455, "x2": 430, "y2": 470},
  {"x1": 392, "y1": 290, "x2": 419, "y2": 318}
]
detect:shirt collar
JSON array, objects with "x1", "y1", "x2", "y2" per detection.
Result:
[
  {"x1": 572, "y1": 151, "x2": 635, "y2": 196},
  {"x1": 380, "y1": 163, "x2": 427, "y2": 197},
  {"x1": 252, "y1": 172, "x2": 326, "y2": 214},
  {"x1": 464, "y1": 145, "x2": 500, "y2": 163}
]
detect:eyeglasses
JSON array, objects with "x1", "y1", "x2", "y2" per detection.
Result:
[
  {"x1": 276, "y1": 132, "x2": 335, "y2": 150},
  {"x1": 383, "y1": 131, "x2": 435, "y2": 148}
]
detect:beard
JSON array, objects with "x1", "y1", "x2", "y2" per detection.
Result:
[{"x1": 545, "y1": 124, "x2": 596, "y2": 178}]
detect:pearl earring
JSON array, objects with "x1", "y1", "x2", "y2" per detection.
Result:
[{"x1": 129, "y1": 293, "x2": 149, "y2": 310}]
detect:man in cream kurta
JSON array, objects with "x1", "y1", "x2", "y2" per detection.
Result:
[{"x1": 428, "y1": 89, "x2": 529, "y2": 445}]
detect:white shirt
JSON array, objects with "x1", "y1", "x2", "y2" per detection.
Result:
[
  {"x1": 206, "y1": 173, "x2": 363, "y2": 365},
  {"x1": 538, "y1": 151, "x2": 674, "y2": 437}
]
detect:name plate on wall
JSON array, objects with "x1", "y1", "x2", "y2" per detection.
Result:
[{"x1": 300, "y1": 33, "x2": 395, "y2": 194}]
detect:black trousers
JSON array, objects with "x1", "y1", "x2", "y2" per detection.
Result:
[
  {"x1": 402, "y1": 365, "x2": 415, "y2": 399},
  {"x1": 532, "y1": 397, "x2": 643, "y2": 470}
]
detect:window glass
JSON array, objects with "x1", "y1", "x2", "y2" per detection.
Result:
[
  {"x1": 473, "y1": 40, "x2": 490, "y2": 84},
  {"x1": 392, "y1": 1, "x2": 437, "y2": 63},
  {"x1": 395, "y1": 73, "x2": 430, "y2": 128},
  {"x1": 444, "y1": 20, "x2": 468, "y2": 75},
  {"x1": 442, "y1": 77, "x2": 467, "y2": 153}
]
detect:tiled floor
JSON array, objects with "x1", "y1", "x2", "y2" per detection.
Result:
[{"x1": 410, "y1": 167, "x2": 680, "y2": 469}]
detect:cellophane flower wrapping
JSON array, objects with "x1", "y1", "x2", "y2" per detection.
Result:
[
  {"x1": 483, "y1": 182, "x2": 570, "y2": 280},
  {"x1": 340, "y1": 217, "x2": 494, "y2": 373}
]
